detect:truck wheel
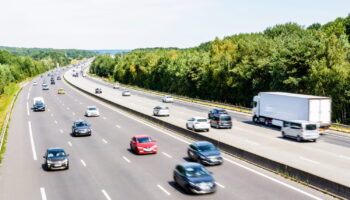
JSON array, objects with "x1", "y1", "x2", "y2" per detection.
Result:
[
  {"x1": 264, "y1": 120, "x2": 270, "y2": 126},
  {"x1": 253, "y1": 116, "x2": 258, "y2": 123}
]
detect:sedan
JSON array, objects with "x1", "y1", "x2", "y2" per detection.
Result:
[
  {"x1": 72, "y1": 120, "x2": 92, "y2": 136},
  {"x1": 57, "y1": 88, "x2": 65, "y2": 94},
  {"x1": 162, "y1": 95, "x2": 174, "y2": 103},
  {"x1": 153, "y1": 106, "x2": 169, "y2": 117},
  {"x1": 122, "y1": 90, "x2": 131, "y2": 96},
  {"x1": 95, "y1": 88, "x2": 102, "y2": 94},
  {"x1": 187, "y1": 141, "x2": 223, "y2": 165},
  {"x1": 43, "y1": 148, "x2": 69, "y2": 170},
  {"x1": 130, "y1": 135, "x2": 157, "y2": 154},
  {"x1": 113, "y1": 84, "x2": 120, "y2": 89},
  {"x1": 186, "y1": 117, "x2": 210, "y2": 132},
  {"x1": 85, "y1": 106, "x2": 100, "y2": 117},
  {"x1": 173, "y1": 162, "x2": 216, "y2": 194}
]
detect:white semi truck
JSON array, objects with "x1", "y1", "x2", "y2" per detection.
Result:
[{"x1": 252, "y1": 92, "x2": 331, "y2": 129}]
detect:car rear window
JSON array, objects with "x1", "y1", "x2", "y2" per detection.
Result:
[
  {"x1": 197, "y1": 119, "x2": 207, "y2": 122},
  {"x1": 220, "y1": 116, "x2": 231, "y2": 121},
  {"x1": 305, "y1": 124, "x2": 317, "y2": 130}
]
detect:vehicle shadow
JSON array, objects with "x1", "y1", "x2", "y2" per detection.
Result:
[{"x1": 277, "y1": 136, "x2": 314, "y2": 143}]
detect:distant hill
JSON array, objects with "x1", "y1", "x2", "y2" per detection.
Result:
[{"x1": 91, "y1": 49, "x2": 131, "y2": 54}]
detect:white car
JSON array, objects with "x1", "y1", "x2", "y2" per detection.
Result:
[
  {"x1": 153, "y1": 106, "x2": 170, "y2": 116},
  {"x1": 186, "y1": 117, "x2": 210, "y2": 132},
  {"x1": 113, "y1": 84, "x2": 120, "y2": 89},
  {"x1": 162, "y1": 95, "x2": 174, "y2": 103},
  {"x1": 33, "y1": 81, "x2": 38, "y2": 86},
  {"x1": 281, "y1": 120, "x2": 319, "y2": 142},
  {"x1": 42, "y1": 84, "x2": 49, "y2": 90},
  {"x1": 122, "y1": 91, "x2": 131, "y2": 96},
  {"x1": 85, "y1": 106, "x2": 100, "y2": 117}
]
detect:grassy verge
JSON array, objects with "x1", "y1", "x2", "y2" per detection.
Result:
[{"x1": 0, "y1": 83, "x2": 20, "y2": 163}]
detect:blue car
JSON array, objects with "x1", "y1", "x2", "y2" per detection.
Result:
[
  {"x1": 173, "y1": 162, "x2": 216, "y2": 194},
  {"x1": 187, "y1": 141, "x2": 223, "y2": 165}
]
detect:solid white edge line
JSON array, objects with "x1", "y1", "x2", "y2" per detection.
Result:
[
  {"x1": 101, "y1": 189, "x2": 112, "y2": 200},
  {"x1": 68, "y1": 141, "x2": 72, "y2": 147},
  {"x1": 80, "y1": 159, "x2": 86, "y2": 167},
  {"x1": 215, "y1": 182, "x2": 225, "y2": 188},
  {"x1": 64, "y1": 72, "x2": 322, "y2": 200},
  {"x1": 122, "y1": 156, "x2": 130, "y2": 163},
  {"x1": 40, "y1": 187, "x2": 47, "y2": 200},
  {"x1": 26, "y1": 102, "x2": 30, "y2": 116},
  {"x1": 28, "y1": 121, "x2": 37, "y2": 161},
  {"x1": 223, "y1": 157, "x2": 322, "y2": 200},
  {"x1": 162, "y1": 152, "x2": 172, "y2": 158},
  {"x1": 157, "y1": 184, "x2": 171, "y2": 196}
]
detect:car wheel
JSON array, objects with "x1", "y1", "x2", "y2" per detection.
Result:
[
  {"x1": 296, "y1": 135, "x2": 302, "y2": 142},
  {"x1": 282, "y1": 131, "x2": 286, "y2": 138},
  {"x1": 66, "y1": 163, "x2": 69, "y2": 170},
  {"x1": 206, "y1": 129, "x2": 209, "y2": 132},
  {"x1": 186, "y1": 124, "x2": 190, "y2": 129},
  {"x1": 216, "y1": 124, "x2": 219, "y2": 129},
  {"x1": 313, "y1": 139, "x2": 317, "y2": 142},
  {"x1": 192, "y1": 126, "x2": 197, "y2": 131}
]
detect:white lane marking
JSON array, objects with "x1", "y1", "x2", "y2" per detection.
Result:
[
  {"x1": 245, "y1": 139, "x2": 259, "y2": 145},
  {"x1": 80, "y1": 159, "x2": 87, "y2": 167},
  {"x1": 223, "y1": 157, "x2": 322, "y2": 200},
  {"x1": 67, "y1": 107, "x2": 70, "y2": 110},
  {"x1": 215, "y1": 182, "x2": 225, "y2": 188},
  {"x1": 59, "y1": 129, "x2": 63, "y2": 133},
  {"x1": 27, "y1": 93, "x2": 30, "y2": 100},
  {"x1": 102, "y1": 139, "x2": 108, "y2": 144},
  {"x1": 72, "y1": 112, "x2": 76, "y2": 116},
  {"x1": 28, "y1": 121, "x2": 37, "y2": 161},
  {"x1": 68, "y1": 141, "x2": 72, "y2": 147},
  {"x1": 48, "y1": 108, "x2": 51, "y2": 112},
  {"x1": 40, "y1": 187, "x2": 47, "y2": 200},
  {"x1": 74, "y1": 99, "x2": 78, "y2": 102},
  {"x1": 80, "y1": 102, "x2": 83, "y2": 105},
  {"x1": 54, "y1": 120, "x2": 58, "y2": 124},
  {"x1": 103, "y1": 116, "x2": 107, "y2": 120},
  {"x1": 115, "y1": 125, "x2": 121, "y2": 128},
  {"x1": 101, "y1": 189, "x2": 112, "y2": 200},
  {"x1": 26, "y1": 102, "x2": 30, "y2": 116},
  {"x1": 122, "y1": 156, "x2": 131, "y2": 163},
  {"x1": 62, "y1": 103, "x2": 65, "y2": 106},
  {"x1": 339, "y1": 155, "x2": 350, "y2": 160},
  {"x1": 162, "y1": 152, "x2": 172, "y2": 158},
  {"x1": 299, "y1": 156, "x2": 320, "y2": 165},
  {"x1": 50, "y1": 113, "x2": 53, "y2": 117},
  {"x1": 157, "y1": 184, "x2": 171, "y2": 196}
]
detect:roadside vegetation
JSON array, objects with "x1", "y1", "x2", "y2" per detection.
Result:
[{"x1": 90, "y1": 14, "x2": 350, "y2": 124}]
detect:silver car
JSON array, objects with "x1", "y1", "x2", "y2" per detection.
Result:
[
  {"x1": 153, "y1": 106, "x2": 170, "y2": 116},
  {"x1": 162, "y1": 95, "x2": 174, "y2": 103},
  {"x1": 122, "y1": 91, "x2": 131, "y2": 96}
]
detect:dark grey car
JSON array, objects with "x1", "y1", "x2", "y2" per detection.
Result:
[
  {"x1": 187, "y1": 141, "x2": 223, "y2": 165},
  {"x1": 173, "y1": 162, "x2": 216, "y2": 194},
  {"x1": 210, "y1": 114, "x2": 232, "y2": 129},
  {"x1": 72, "y1": 120, "x2": 92, "y2": 136},
  {"x1": 43, "y1": 148, "x2": 69, "y2": 170}
]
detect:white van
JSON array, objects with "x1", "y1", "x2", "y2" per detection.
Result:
[{"x1": 281, "y1": 120, "x2": 319, "y2": 142}]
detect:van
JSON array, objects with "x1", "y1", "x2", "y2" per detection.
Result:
[
  {"x1": 281, "y1": 120, "x2": 319, "y2": 142},
  {"x1": 210, "y1": 114, "x2": 232, "y2": 129}
]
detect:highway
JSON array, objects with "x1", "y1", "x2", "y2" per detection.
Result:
[
  {"x1": 65, "y1": 63, "x2": 350, "y2": 188},
  {"x1": 0, "y1": 67, "x2": 333, "y2": 199}
]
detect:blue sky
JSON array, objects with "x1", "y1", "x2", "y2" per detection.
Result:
[{"x1": 0, "y1": 0, "x2": 349, "y2": 49}]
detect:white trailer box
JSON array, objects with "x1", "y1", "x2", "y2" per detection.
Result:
[{"x1": 252, "y1": 92, "x2": 331, "y2": 127}]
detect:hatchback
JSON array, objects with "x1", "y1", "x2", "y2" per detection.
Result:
[
  {"x1": 187, "y1": 141, "x2": 223, "y2": 165},
  {"x1": 43, "y1": 148, "x2": 69, "y2": 170},
  {"x1": 186, "y1": 117, "x2": 210, "y2": 132},
  {"x1": 130, "y1": 135, "x2": 157, "y2": 154},
  {"x1": 153, "y1": 106, "x2": 170, "y2": 116}
]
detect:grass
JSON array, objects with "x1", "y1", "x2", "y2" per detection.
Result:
[{"x1": 0, "y1": 83, "x2": 20, "y2": 163}]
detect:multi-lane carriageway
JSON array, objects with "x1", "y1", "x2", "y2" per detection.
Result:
[{"x1": 0, "y1": 68, "x2": 335, "y2": 200}]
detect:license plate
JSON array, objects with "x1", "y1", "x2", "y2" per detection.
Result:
[{"x1": 54, "y1": 164, "x2": 61, "y2": 167}]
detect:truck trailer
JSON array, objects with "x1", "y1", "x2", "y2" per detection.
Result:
[{"x1": 252, "y1": 92, "x2": 331, "y2": 128}]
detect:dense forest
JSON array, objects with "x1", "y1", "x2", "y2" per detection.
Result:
[
  {"x1": 0, "y1": 46, "x2": 98, "y2": 66},
  {"x1": 90, "y1": 15, "x2": 350, "y2": 124}
]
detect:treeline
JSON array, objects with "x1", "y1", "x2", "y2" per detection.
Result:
[
  {"x1": 0, "y1": 50, "x2": 54, "y2": 94},
  {"x1": 90, "y1": 15, "x2": 350, "y2": 123},
  {"x1": 0, "y1": 46, "x2": 97, "y2": 66}
]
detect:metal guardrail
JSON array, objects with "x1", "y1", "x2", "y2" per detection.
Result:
[{"x1": 0, "y1": 88, "x2": 22, "y2": 153}]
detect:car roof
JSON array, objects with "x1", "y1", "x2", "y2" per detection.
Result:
[
  {"x1": 178, "y1": 162, "x2": 203, "y2": 168},
  {"x1": 134, "y1": 135, "x2": 151, "y2": 138},
  {"x1": 192, "y1": 141, "x2": 213, "y2": 147}
]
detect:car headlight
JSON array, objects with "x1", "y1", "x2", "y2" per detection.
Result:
[{"x1": 63, "y1": 159, "x2": 68, "y2": 163}]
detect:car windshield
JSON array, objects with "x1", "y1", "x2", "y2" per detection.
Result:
[
  {"x1": 47, "y1": 150, "x2": 65, "y2": 158},
  {"x1": 88, "y1": 107, "x2": 97, "y2": 111},
  {"x1": 185, "y1": 166, "x2": 210, "y2": 177},
  {"x1": 220, "y1": 116, "x2": 231, "y2": 121},
  {"x1": 43, "y1": 84, "x2": 48, "y2": 87},
  {"x1": 198, "y1": 144, "x2": 216, "y2": 152},
  {"x1": 197, "y1": 119, "x2": 207, "y2": 122},
  {"x1": 35, "y1": 102, "x2": 44, "y2": 106},
  {"x1": 137, "y1": 137, "x2": 152, "y2": 143},
  {"x1": 306, "y1": 124, "x2": 317, "y2": 130},
  {"x1": 76, "y1": 122, "x2": 88, "y2": 127}
]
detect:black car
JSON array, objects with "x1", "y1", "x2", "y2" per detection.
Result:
[
  {"x1": 210, "y1": 114, "x2": 232, "y2": 129},
  {"x1": 43, "y1": 148, "x2": 69, "y2": 170},
  {"x1": 72, "y1": 120, "x2": 92, "y2": 136},
  {"x1": 57, "y1": 76, "x2": 61, "y2": 80},
  {"x1": 208, "y1": 108, "x2": 228, "y2": 119},
  {"x1": 187, "y1": 141, "x2": 223, "y2": 165},
  {"x1": 33, "y1": 101, "x2": 46, "y2": 111},
  {"x1": 95, "y1": 88, "x2": 102, "y2": 94},
  {"x1": 173, "y1": 162, "x2": 216, "y2": 194},
  {"x1": 51, "y1": 80, "x2": 55, "y2": 85}
]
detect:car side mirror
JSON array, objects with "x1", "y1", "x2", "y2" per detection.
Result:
[{"x1": 43, "y1": 156, "x2": 46, "y2": 158}]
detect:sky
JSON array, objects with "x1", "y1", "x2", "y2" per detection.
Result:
[{"x1": 0, "y1": 0, "x2": 349, "y2": 50}]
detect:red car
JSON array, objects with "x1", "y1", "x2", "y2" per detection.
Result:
[{"x1": 130, "y1": 135, "x2": 157, "y2": 154}]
